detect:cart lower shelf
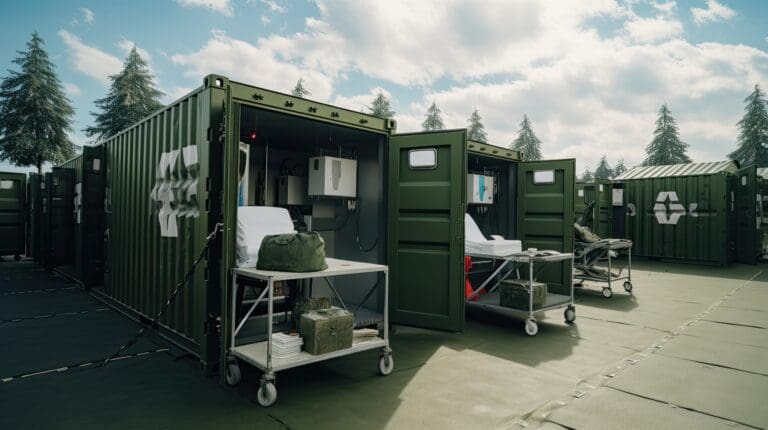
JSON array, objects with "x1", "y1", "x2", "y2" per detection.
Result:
[
  {"x1": 467, "y1": 291, "x2": 573, "y2": 314},
  {"x1": 231, "y1": 336, "x2": 387, "y2": 373}
]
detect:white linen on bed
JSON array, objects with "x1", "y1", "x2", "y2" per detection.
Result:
[
  {"x1": 237, "y1": 206, "x2": 296, "y2": 268},
  {"x1": 465, "y1": 213, "x2": 522, "y2": 256}
]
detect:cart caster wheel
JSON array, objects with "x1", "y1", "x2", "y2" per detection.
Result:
[
  {"x1": 602, "y1": 288, "x2": 613, "y2": 299},
  {"x1": 378, "y1": 354, "x2": 394, "y2": 376},
  {"x1": 525, "y1": 319, "x2": 539, "y2": 336},
  {"x1": 225, "y1": 361, "x2": 242, "y2": 386},
  {"x1": 623, "y1": 281, "x2": 633, "y2": 293},
  {"x1": 564, "y1": 306, "x2": 576, "y2": 323},
  {"x1": 257, "y1": 382, "x2": 277, "y2": 407},
  {"x1": 14, "y1": 255, "x2": 21, "y2": 262}
]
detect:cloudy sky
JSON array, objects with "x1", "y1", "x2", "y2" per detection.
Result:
[{"x1": 1, "y1": 0, "x2": 766, "y2": 174}]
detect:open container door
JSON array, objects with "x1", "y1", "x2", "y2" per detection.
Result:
[
  {"x1": 517, "y1": 159, "x2": 575, "y2": 294},
  {"x1": 388, "y1": 130, "x2": 467, "y2": 332},
  {"x1": 735, "y1": 164, "x2": 758, "y2": 264},
  {"x1": 48, "y1": 167, "x2": 75, "y2": 268},
  {"x1": 595, "y1": 179, "x2": 612, "y2": 237},
  {"x1": 0, "y1": 172, "x2": 26, "y2": 259}
]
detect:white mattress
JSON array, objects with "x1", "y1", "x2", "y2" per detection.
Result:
[
  {"x1": 237, "y1": 206, "x2": 296, "y2": 268},
  {"x1": 465, "y1": 213, "x2": 522, "y2": 257}
]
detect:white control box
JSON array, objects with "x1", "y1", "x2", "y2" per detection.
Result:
[
  {"x1": 467, "y1": 174, "x2": 494, "y2": 205},
  {"x1": 278, "y1": 175, "x2": 309, "y2": 205},
  {"x1": 308, "y1": 156, "x2": 357, "y2": 198}
]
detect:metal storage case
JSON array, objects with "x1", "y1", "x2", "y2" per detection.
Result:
[
  {"x1": 613, "y1": 161, "x2": 760, "y2": 266},
  {"x1": 92, "y1": 75, "x2": 576, "y2": 381},
  {"x1": 0, "y1": 172, "x2": 27, "y2": 260}
]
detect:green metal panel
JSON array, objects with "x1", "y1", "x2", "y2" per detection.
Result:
[
  {"x1": 0, "y1": 172, "x2": 26, "y2": 258},
  {"x1": 466, "y1": 140, "x2": 520, "y2": 161},
  {"x1": 617, "y1": 161, "x2": 738, "y2": 180},
  {"x1": 47, "y1": 168, "x2": 75, "y2": 267},
  {"x1": 622, "y1": 172, "x2": 731, "y2": 265},
  {"x1": 517, "y1": 159, "x2": 575, "y2": 294},
  {"x1": 574, "y1": 182, "x2": 594, "y2": 224},
  {"x1": 595, "y1": 179, "x2": 612, "y2": 237},
  {"x1": 102, "y1": 83, "x2": 218, "y2": 368},
  {"x1": 27, "y1": 173, "x2": 41, "y2": 259},
  {"x1": 57, "y1": 146, "x2": 107, "y2": 286},
  {"x1": 734, "y1": 164, "x2": 758, "y2": 264},
  {"x1": 387, "y1": 130, "x2": 467, "y2": 332}
]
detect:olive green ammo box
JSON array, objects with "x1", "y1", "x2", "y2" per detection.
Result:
[
  {"x1": 292, "y1": 296, "x2": 331, "y2": 328},
  {"x1": 499, "y1": 279, "x2": 547, "y2": 309},
  {"x1": 300, "y1": 308, "x2": 353, "y2": 355}
]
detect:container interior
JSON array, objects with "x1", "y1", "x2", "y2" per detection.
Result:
[
  {"x1": 235, "y1": 105, "x2": 388, "y2": 339},
  {"x1": 466, "y1": 152, "x2": 517, "y2": 240}
]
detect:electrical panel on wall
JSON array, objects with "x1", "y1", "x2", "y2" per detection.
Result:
[
  {"x1": 467, "y1": 173, "x2": 494, "y2": 205},
  {"x1": 308, "y1": 156, "x2": 357, "y2": 198}
]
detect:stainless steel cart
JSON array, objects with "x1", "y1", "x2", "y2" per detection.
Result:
[
  {"x1": 573, "y1": 239, "x2": 633, "y2": 298},
  {"x1": 466, "y1": 251, "x2": 575, "y2": 336},
  {"x1": 227, "y1": 258, "x2": 392, "y2": 407}
]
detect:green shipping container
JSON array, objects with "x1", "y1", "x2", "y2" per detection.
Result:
[
  {"x1": 55, "y1": 146, "x2": 107, "y2": 287},
  {"x1": 615, "y1": 161, "x2": 759, "y2": 266},
  {"x1": 0, "y1": 172, "x2": 26, "y2": 260},
  {"x1": 95, "y1": 75, "x2": 574, "y2": 376}
]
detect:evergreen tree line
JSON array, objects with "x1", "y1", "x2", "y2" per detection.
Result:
[{"x1": 2, "y1": 32, "x2": 767, "y2": 176}]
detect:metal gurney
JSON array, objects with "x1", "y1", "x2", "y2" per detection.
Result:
[{"x1": 573, "y1": 221, "x2": 633, "y2": 299}]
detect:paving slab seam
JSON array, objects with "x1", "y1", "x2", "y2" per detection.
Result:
[
  {"x1": 698, "y1": 318, "x2": 767, "y2": 330},
  {"x1": 1, "y1": 286, "x2": 78, "y2": 296},
  {"x1": 601, "y1": 386, "x2": 762, "y2": 430},
  {"x1": 520, "y1": 269, "x2": 764, "y2": 429},
  {"x1": 0, "y1": 307, "x2": 111, "y2": 324},
  {"x1": 654, "y1": 352, "x2": 768, "y2": 378},
  {"x1": 0, "y1": 348, "x2": 170, "y2": 384}
]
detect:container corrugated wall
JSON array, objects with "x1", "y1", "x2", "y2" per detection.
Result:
[
  {"x1": 102, "y1": 87, "x2": 219, "y2": 365},
  {"x1": 623, "y1": 173, "x2": 731, "y2": 265}
]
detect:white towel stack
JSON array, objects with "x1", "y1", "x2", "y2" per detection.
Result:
[{"x1": 271, "y1": 332, "x2": 303, "y2": 358}]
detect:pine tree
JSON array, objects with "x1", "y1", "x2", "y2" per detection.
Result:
[
  {"x1": 466, "y1": 107, "x2": 487, "y2": 142},
  {"x1": 642, "y1": 103, "x2": 690, "y2": 166},
  {"x1": 291, "y1": 78, "x2": 311, "y2": 98},
  {"x1": 612, "y1": 158, "x2": 627, "y2": 178},
  {"x1": 0, "y1": 32, "x2": 75, "y2": 174},
  {"x1": 510, "y1": 115, "x2": 542, "y2": 161},
  {"x1": 85, "y1": 47, "x2": 164, "y2": 141},
  {"x1": 581, "y1": 167, "x2": 594, "y2": 182},
  {"x1": 729, "y1": 84, "x2": 768, "y2": 167},
  {"x1": 594, "y1": 155, "x2": 613, "y2": 179},
  {"x1": 422, "y1": 101, "x2": 445, "y2": 131},
  {"x1": 367, "y1": 91, "x2": 395, "y2": 119}
]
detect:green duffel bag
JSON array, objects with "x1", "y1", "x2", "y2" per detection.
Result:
[{"x1": 257, "y1": 231, "x2": 328, "y2": 272}]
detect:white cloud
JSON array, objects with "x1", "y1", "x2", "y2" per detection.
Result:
[
  {"x1": 332, "y1": 87, "x2": 392, "y2": 113},
  {"x1": 691, "y1": 0, "x2": 735, "y2": 25},
  {"x1": 58, "y1": 30, "x2": 122, "y2": 85},
  {"x1": 174, "y1": 0, "x2": 233, "y2": 16},
  {"x1": 168, "y1": 0, "x2": 768, "y2": 170},
  {"x1": 624, "y1": 16, "x2": 683, "y2": 43},
  {"x1": 170, "y1": 30, "x2": 335, "y2": 100},
  {"x1": 81, "y1": 7, "x2": 95, "y2": 24},
  {"x1": 63, "y1": 82, "x2": 82, "y2": 97},
  {"x1": 117, "y1": 38, "x2": 151, "y2": 61},
  {"x1": 261, "y1": 15, "x2": 271, "y2": 24},
  {"x1": 260, "y1": 0, "x2": 286, "y2": 13},
  {"x1": 165, "y1": 86, "x2": 194, "y2": 103},
  {"x1": 651, "y1": 1, "x2": 677, "y2": 15}
]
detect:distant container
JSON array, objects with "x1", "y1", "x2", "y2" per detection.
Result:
[
  {"x1": 0, "y1": 172, "x2": 26, "y2": 260},
  {"x1": 54, "y1": 146, "x2": 106, "y2": 287},
  {"x1": 613, "y1": 161, "x2": 759, "y2": 266}
]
